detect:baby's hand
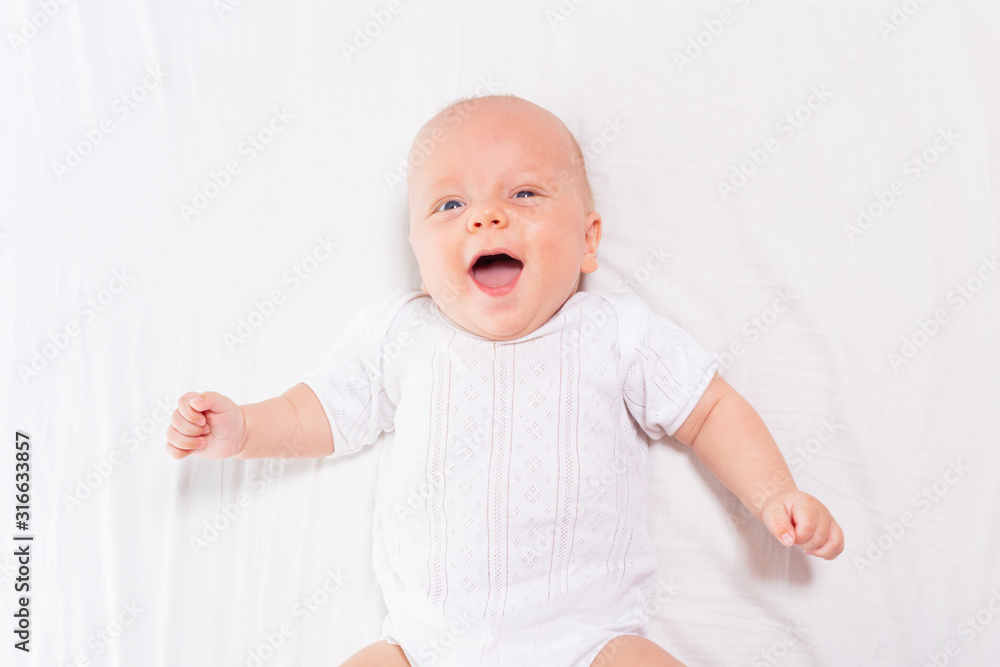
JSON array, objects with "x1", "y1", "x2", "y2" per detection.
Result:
[
  {"x1": 164, "y1": 391, "x2": 246, "y2": 460},
  {"x1": 760, "y1": 490, "x2": 844, "y2": 559}
]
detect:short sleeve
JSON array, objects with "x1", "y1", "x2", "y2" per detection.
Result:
[
  {"x1": 301, "y1": 288, "x2": 421, "y2": 459},
  {"x1": 615, "y1": 293, "x2": 719, "y2": 439}
]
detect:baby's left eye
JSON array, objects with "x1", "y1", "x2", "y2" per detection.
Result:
[{"x1": 514, "y1": 190, "x2": 536, "y2": 199}]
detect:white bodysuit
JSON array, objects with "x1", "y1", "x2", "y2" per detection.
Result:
[{"x1": 302, "y1": 288, "x2": 718, "y2": 667}]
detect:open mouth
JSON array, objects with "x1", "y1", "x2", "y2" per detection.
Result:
[{"x1": 469, "y1": 252, "x2": 524, "y2": 294}]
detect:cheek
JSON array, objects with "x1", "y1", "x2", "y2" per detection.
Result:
[
  {"x1": 536, "y1": 227, "x2": 583, "y2": 261},
  {"x1": 413, "y1": 238, "x2": 461, "y2": 286},
  {"x1": 411, "y1": 231, "x2": 441, "y2": 263}
]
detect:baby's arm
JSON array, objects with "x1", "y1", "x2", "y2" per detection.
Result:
[
  {"x1": 164, "y1": 383, "x2": 335, "y2": 460},
  {"x1": 673, "y1": 374, "x2": 844, "y2": 559}
]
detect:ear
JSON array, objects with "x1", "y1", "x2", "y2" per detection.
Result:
[{"x1": 580, "y1": 211, "x2": 602, "y2": 274}]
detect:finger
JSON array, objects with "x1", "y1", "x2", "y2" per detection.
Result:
[
  {"x1": 789, "y1": 502, "x2": 819, "y2": 547},
  {"x1": 171, "y1": 409, "x2": 207, "y2": 438},
  {"x1": 799, "y1": 516, "x2": 831, "y2": 553},
  {"x1": 165, "y1": 441, "x2": 194, "y2": 460},
  {"x1": 165, "y1": 424, "x2": 206, "y2": 452},
  {"x1": 808, "y1": 521, "x2": 845, "y2": 560},
  {"x1": 177, "y1": 391, "x2": 207, "y2": 424},
  {"x1": 761, "y1": 499, "x2": 796, "y2": 547},
  {"x1": 190, "y1": 390, "x2": 234, "y2": 416}
]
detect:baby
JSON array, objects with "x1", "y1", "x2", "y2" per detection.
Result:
[{"x1": 166, "y1": 95, "x2": 843, "y2": 667}]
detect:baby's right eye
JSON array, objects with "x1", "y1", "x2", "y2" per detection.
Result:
[{"x1": 436, "y1": 200, "x2": 465, "y2": 212}]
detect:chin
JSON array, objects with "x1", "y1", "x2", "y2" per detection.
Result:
[
  {"x1": 486, "y1": 311, "x2": 546, "y2": 341},
  {"x1": 476, "y1": 321, "x2": 522, "y2": 341}
]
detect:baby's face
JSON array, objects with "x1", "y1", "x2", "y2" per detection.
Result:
[{"x1": 408, "y1": 100, "x2": 601, "y2": 341}]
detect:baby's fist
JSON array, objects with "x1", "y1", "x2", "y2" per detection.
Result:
[
  {"x1": 165, "y1": 391, "x2": 246, "y2": 460},
  {"x1": 760, "y1": 490, "x2": 844, "y2": 559}
]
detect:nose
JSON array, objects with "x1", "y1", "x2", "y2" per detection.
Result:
[{"x1": 468, "y1": 203, "x2": 508, "y2": 232}]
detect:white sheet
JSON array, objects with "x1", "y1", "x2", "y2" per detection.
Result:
[{"x1": 2, "y1": 1, "x2": 999, "y2": 665}]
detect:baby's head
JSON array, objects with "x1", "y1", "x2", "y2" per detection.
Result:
[{"x1": 407, "y1": 95, "x2": 601, "y2": 341}]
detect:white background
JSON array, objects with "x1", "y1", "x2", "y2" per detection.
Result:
[{"x1": 2, "y1": 1, "x2": 999, "y2": 666}]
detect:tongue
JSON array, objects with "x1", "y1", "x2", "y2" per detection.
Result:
[{"x1": 472, "y1": 257, "x2": 522, "y2": 288}]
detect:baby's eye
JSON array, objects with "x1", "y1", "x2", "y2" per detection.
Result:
[
  {"x1": 514, "y1": 190, "x2": 536, "y2": 199},
  {"x1": 436, "y1": 200, "x2": 464, "y2": 212}
]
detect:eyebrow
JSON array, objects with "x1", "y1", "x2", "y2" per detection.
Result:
[
  {"x1": 421, "y1": 170, "x2": 560, "y2": 195},
  {"x1": 421, "y1": 177, "x2": 459, "y2": 194}
]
